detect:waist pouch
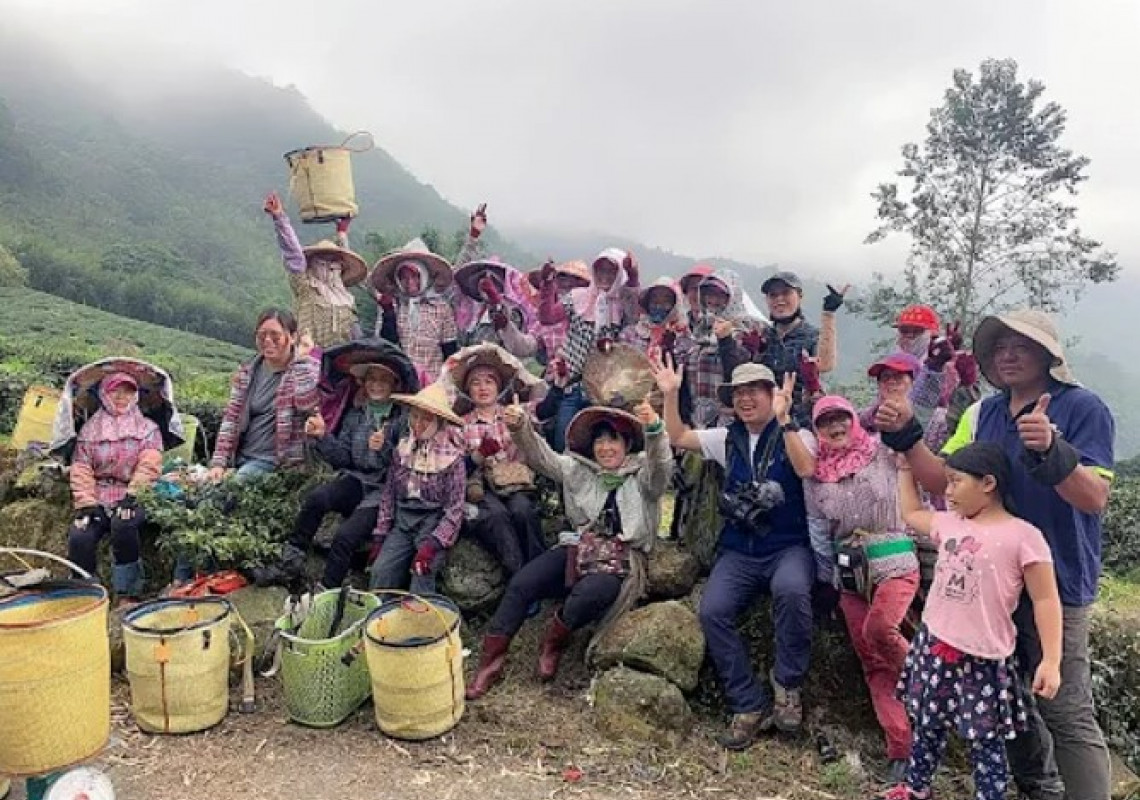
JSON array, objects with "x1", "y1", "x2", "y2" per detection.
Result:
[{"x1": 836, "y1": 531, "x2": 915, "y2": 601}]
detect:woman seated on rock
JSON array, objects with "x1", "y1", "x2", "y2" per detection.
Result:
[
  {"x1": 264, "y1": 191, "x2": 368, "y2": 348},
  {"x1": 207, "y1": 308, "x2": 320, "y2": 483},
  {"x1": 804, "y1": 395, "x2": 919, "y2": 786},
  {"x1": 368, "y1": 383, "x2": 466, "y2": 594},
  {"x1": 448, "y1": 345, "x2": 547, "y2": 577},
  {"x1": 466, "y1": 400, "x2": 671, "y2": 700},
  {"x1": 255, "y1": 359, "x2": 408, "y2": 589},
  {"x1": 67, "y1": 372, "x2": 163, "y2": 607}
]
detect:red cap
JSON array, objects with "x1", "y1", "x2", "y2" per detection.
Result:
[
  {"x1": 895, "y1": 305, "x2": 940, "y2": 332},
  {"x1": 868, "y1": 352, "x2": 922, "y2": 379}
]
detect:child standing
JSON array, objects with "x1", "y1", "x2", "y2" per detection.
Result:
[{"x1": 889, "y1": 441, "x2": 1062, "y2": 800}]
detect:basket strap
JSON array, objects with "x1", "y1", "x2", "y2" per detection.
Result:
[
  {"x1": 338, "y1": 131, "x2": 374, "y2": 153},
  {"x1": 0, "y1": 547, "x2": 93, "y2": 579}
]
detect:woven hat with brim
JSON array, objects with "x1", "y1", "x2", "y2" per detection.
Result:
[
  {"x1": 973, "y1": 309, "x2": 1079, "y2": 389},
  {"x1": 565, "y1": 407, "x2": 644, "y2": 460},
  {"x1": 444, "y1": 343, "x2": 546, "y2": 415},
  {"x1": 761, "y1": 271, "x2": 804, "y2": 294},
  {"x1": 717, "y1": 363, "x2": 777, "y2": 407},
  {"x1": 302, "y1": 241, "x2": 368, "y2": 287},
  {"x1": 526, "y1": 260, "x2": 591, "y2": 290},
  {"x1": 454, "y1": 258, "x2": 511, "y2": 301},
  {"x1": 390, "y1": 382, "x2": 464, "y2": 427},
  {"x1": 867, "y1": 352, "x2": 922, "y2": 380},
  {"x1": 348, "y1": 362, "x2": 401, "y2": 386},
  {"x1": 370, "y1": 238, "x2": 453, "y2": 295}
]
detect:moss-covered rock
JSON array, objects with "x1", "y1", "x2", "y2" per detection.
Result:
[
  {"x1": 591, "y1": 666, "x2": 693, "y2": 746},
  {"x1": 0, "y1": 497, "x2": 71, "y2": 554},
  {"x1": 440, "y1": 538, "x2": 505, "y2": 615},
  {"x1": 590, "y1": 601, "x2": 705, "y2": 692},
  {"x1": 646, "y1": 541, "x2": 701, "y2": 600},
  {"x1": 675, "y1": 456, "x2": 723, "y2": 572}
]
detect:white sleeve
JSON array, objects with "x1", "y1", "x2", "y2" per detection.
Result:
[
  {"x1": 799, "y1": 429, "x2": 818, "y2": 456},
  {"x1": 694, "y1": 428, "x2": 729, "y2": 468}
]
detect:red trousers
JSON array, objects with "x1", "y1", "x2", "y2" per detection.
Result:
[{"x1": 839, "y1": 571, "x2": 919, "y2": 760}]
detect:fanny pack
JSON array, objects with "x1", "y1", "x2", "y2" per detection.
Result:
[{"x1": 835, "y1": 530, "x2": 916, "y2": 601}]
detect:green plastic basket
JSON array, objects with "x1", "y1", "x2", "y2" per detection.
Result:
[{"x1": 278, "y1": 588, "x2": 380, "y2": 728}]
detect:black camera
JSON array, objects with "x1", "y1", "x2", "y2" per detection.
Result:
[{"x1": 719, "y1": 480, "x2": 786, "y2": 536}]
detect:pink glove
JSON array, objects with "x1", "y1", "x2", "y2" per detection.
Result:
[
  {"x1": 478, "y1": 275, "x2": 503, "y2": 306},
  {"x1": 540, "y1": 260, "x2": 556, "y2": 285},
  {"x1": 335, "y1": 217, "x2": 351, "y2": 235},
  {"x1": 740, "y1": 329, "x2": 766, "y2": 356},
  {"x1": 413, "y1": 539, "x2": 439, "y2": 576},
  {"x1": 551, "y1": 357, "x2": 569, "y2": 381},
  {"x1": 954, "y1": 351, "x2": 979, "y2": 387},
  {"x1": 622, "y1": 251, "x2": 639, "y2": 287},
  {"x1": 926, "y1": 335, "x2": 955, "y2": 370},
  {"x1": 799, "y1": 351, "x2": 822, "y2": 395},
  {"x1": 490, "y1": 307, "x2": 509, "y2": 330},
  {"x1": 378, "y1": 293, "x2": 396, "y2": 312},
  {"x1": 946, "y1": 321, "x2": 964, "y2": 352}
]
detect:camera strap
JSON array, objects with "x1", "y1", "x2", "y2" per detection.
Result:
[{"x1": 747, "y1": 427, "x2": 781, "y2": 485}]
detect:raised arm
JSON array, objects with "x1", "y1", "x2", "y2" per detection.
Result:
[
  {"x1": 896, "y1": 458, "x2": 934, "y2": 535},
  {"x1": 505, "y1": 398, "x2": 575, "y2": 482},
  {"x1": 773, "y1": 373, "x2": 815, "y2": 479},
  {"x1": 264, "y1": 192, "x2": 307, "y2": 275},
  {"x1": 651, "y1": 352, "x2": 702, "y2": 452},
  {"x1": 816, "y1": 283, "x2": 847, "y2": 374},
  {"x1": 633, "y1": 399, "x2": 672, "y2": 500}
]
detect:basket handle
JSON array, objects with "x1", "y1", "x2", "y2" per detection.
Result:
[
  {"x1": 228, "y1": 607, "x2": 257, "y2": 713},
  {"x1": 371, "y1": 589, "x2": 454, "y2": 639},
  {"x1": 0, "y1": 547, "x2": 93, "y2": 580},
  {"x1": 338, "y1": 130, "x2": 374, "y2": 153}
]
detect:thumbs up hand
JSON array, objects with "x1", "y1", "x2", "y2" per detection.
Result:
[
  {"x1": 633, "y1": 395, "x2": 658, "y2": 428},
  {"x1": 1017, "y1": 394, "x2": 1055, "y2": 453},
  {"x1": 503, "y1": 394, "x2": 526, "y2": 431}
]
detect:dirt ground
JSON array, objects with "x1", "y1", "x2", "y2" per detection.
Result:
[{"x1": 3, "y1": 623, "x2": 976, "y2": 800}]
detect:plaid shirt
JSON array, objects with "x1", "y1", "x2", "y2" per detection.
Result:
[
  {"x1": 210, "y1": 357, "x2": 320, "y2": 469},
  {"x1": 558, "y1": 289, "x2": 639, "y2": 379},
  {"x1": 393, "y1": 299, "x2": 458, "y2": 383},
  {"x1": 683, "y1": 336, "x2": 741, "y2": 429},
  {"x1": 461, "y1": 408, "x2": 521, "y2": 464},
  {"x1": 71, "y1": 427, "x2": 163, "y2": 507},
  {"x1": 374, "y1": 438, "x2": 466, "y2": 547}
]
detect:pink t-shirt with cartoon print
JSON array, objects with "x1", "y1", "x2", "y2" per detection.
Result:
[{"x1": 923, "y1": 511, "x2": 1053, "y2": 660}]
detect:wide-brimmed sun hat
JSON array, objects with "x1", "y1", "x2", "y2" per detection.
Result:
[
  {"x1": 454, "y1": 258, "x2": 512, "y2": 301},
  {"x1": 370, "y1": 238, "x2": 453, "y2": 295},
  {"x1": 390, "y1": 382, "x2": 464, "y2": 427},
  {"x1": 442, "y1": 343, "x2": 546, "y2": 415},
  {"x1": 348, "y1": 362, "x2": 401, "y2": 386},
  {"x1": 972, "y1": 308, "x2": 1078, "y2": 388},
  {"x1": 565, "y1": 407, "x2": 644, "y2": 460},
  {"x1": 717, "y1": 363, "x2": 777, "y2": 407},
  {"x1": 302, "y1": 240, "x2": 368, "y2": 287},
  {"x1": 525, "y1": 260, "x2": 591, "y2": 291}
]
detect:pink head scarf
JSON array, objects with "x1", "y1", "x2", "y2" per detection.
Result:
[
  {"x1": 78, "y1": 372, "x2": 155, "y2": 444},
  {"x1": 569, "y1": 248, "x2": 629, "y2": 327},
  {"x1": 811, "y1": 395, "x2": 879, "y2": 483}
]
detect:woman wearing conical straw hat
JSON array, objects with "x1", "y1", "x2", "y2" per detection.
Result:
[
  {"x1": 264, "y1": 191, "x2": 368, "y2": 348},
  {"x1": 368, "y1": 382, "x2": 466, "y2": 594}
]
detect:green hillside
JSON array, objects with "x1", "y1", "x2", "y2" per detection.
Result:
[
  {"x1": 0, "y1": 32, "x2": 531, "y2": 346},
  {"x1": 0, "y1": 287, "x2": 250, "y2": 434}
]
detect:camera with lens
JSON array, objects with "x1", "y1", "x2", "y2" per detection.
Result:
[{"x1": 719, "y1": 480, "x2": 786, "y2": 537}]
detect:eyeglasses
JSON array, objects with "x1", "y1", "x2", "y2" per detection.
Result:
[{"x1": 256, "y1": 331, "x2": 288, "y2": 344}]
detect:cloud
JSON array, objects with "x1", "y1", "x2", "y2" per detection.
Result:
[{"x1": 5, "y1": 0, "x2": 1137, "y2": 278}]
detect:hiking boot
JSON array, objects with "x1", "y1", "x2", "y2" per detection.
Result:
[
  {"x1": 465, "y1": 634, "x2": 512, "y2": 700},
  {"x1": 716, "y1": 710, "x2": 769, "y2": 750},
  {"x1": 536, "y1": 613, "x2": 572, "y2": 681},
  {"x1": 770, "y1": 670, "x2": 803, "y2": 732}
]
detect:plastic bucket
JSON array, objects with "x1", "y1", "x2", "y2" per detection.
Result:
[
  {"x1": 0, "y1": 581, "x2": 109, "y2": 777},
  {"x1": 284, "y1": 132, "x2": 372, "y2": 224},
  {"x1": 122, "y1": 597, "x2": 236, "y2": 734},
  {"x1": 364, "y1": 593, "x2": 464, "y2": 740},
  {"x1": 278, "y1": 588, "x2": 380, "y2": 728}
]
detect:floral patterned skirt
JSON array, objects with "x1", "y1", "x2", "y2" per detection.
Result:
[{"x1": 898, "y1": 624, "x2": 1030, "y2": 741}]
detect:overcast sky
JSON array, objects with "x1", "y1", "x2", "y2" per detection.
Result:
[{"x1": 5, "y1": 0, "x2": 1138, "y2": 278}]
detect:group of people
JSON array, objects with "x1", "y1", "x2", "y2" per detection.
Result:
[{"x1": 57, "y1": 197, "x2": 1117, "y2": 800}]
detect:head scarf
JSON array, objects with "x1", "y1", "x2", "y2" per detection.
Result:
[
  {"x1": 633, "y1": 278, "x2": 687, "y2": 346},
  {"x1": 77, "y1": 372, "x2": 155, "y2": 444},
  {"x1": 692, "y1": 269, "x2": 748, "y2": 344},
  {"x1": 897, "y1": 329, "x2": 933, "y2": 360},
  {"x1": 396, "y1": 420, "x2": 465, "y2": 497},
  {"x1": 394, "y1": 260, "x2": 439, "y2": 330},
  {"x1": 305, "y1": 253, "x2": 356, "y2": 307},
  {"x1": 453, "y1": 264, "x2": 535, "y2": 333},
  {"x1": 570, "y1": 248, "x2": 630, "y2": 329},
  {"x1": 811, "y1": 395, "x2": 880, "y2": 483}
]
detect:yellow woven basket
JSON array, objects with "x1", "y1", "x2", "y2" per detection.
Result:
[
  {"x1": 284, "y1": 131, "x2": 373, "y2": 224},
  {"x1": 0, "y1": 584, "x2": 110, "y2": 777},
  {"x1": 364, "y1": 592, "x2": 465, "y2": 741}
]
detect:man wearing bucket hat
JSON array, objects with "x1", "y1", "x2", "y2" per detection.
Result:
[
  {"x1": 653, "y1": 355, "x2": 818, "y2": 748},
  {"x1": 368, "y1": 383, "x2": 466, "y2": 594},
  {"x1": 464, "y1": 395, "x2": 671, "y2": 700},
  {"x1": 264, "y1": 192, "x2": 366, "y2": 348},
  {"x1": 878, "y1": 309, "x2": 1115, "y2": 800}
]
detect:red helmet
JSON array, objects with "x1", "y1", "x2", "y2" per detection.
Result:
[{"x1": 895, "y1": 304, "x2": 940, "y2": 332}]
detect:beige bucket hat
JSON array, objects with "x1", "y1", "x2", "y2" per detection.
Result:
[
  {"x1": 717, "y1": 363, "x2": 777, "y2": 407},
  {"x1": 972, "y1": 308, "x2": 1078, "y2": 389}
]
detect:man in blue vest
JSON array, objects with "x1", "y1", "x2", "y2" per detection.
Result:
[
  {"x1": 654, "y1": 356, "x2": 817, "y2": 749},
  {"x1": 876, "y1": 309, "x2": 1115, "y2": 800}
]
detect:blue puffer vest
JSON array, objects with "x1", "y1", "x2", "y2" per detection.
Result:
[{"x1": 717, "y1": 418, "x2": 809, "y2": 558}]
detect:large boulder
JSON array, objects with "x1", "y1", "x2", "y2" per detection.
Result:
[
  {"x1": 591, "y1": 666, "x2": 693, "y2": 746},
  {"x1": 590, "y1": 600, "x2": 705, "y2": 692},
  {"x1": 0, "y1": 497, "x2": 71, "y2": 553},
  {"x1": 440, "y1": 538, "x2": 505, "y2": 615},
  {"x1": 646, "y1": 542, "x2": 700, "y2": 600},
  {"x1": 675, "y1": 456, "x2": 722, "y2": 571}
]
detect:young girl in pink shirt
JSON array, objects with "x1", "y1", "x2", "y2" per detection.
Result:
[{"x1": 888, "y1": 441, "x2": 1063, "y2": 800}]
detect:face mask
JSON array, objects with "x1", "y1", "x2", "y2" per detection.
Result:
[{"x1": 647, "y1": 307, "x2": 670, "y2": 324}]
